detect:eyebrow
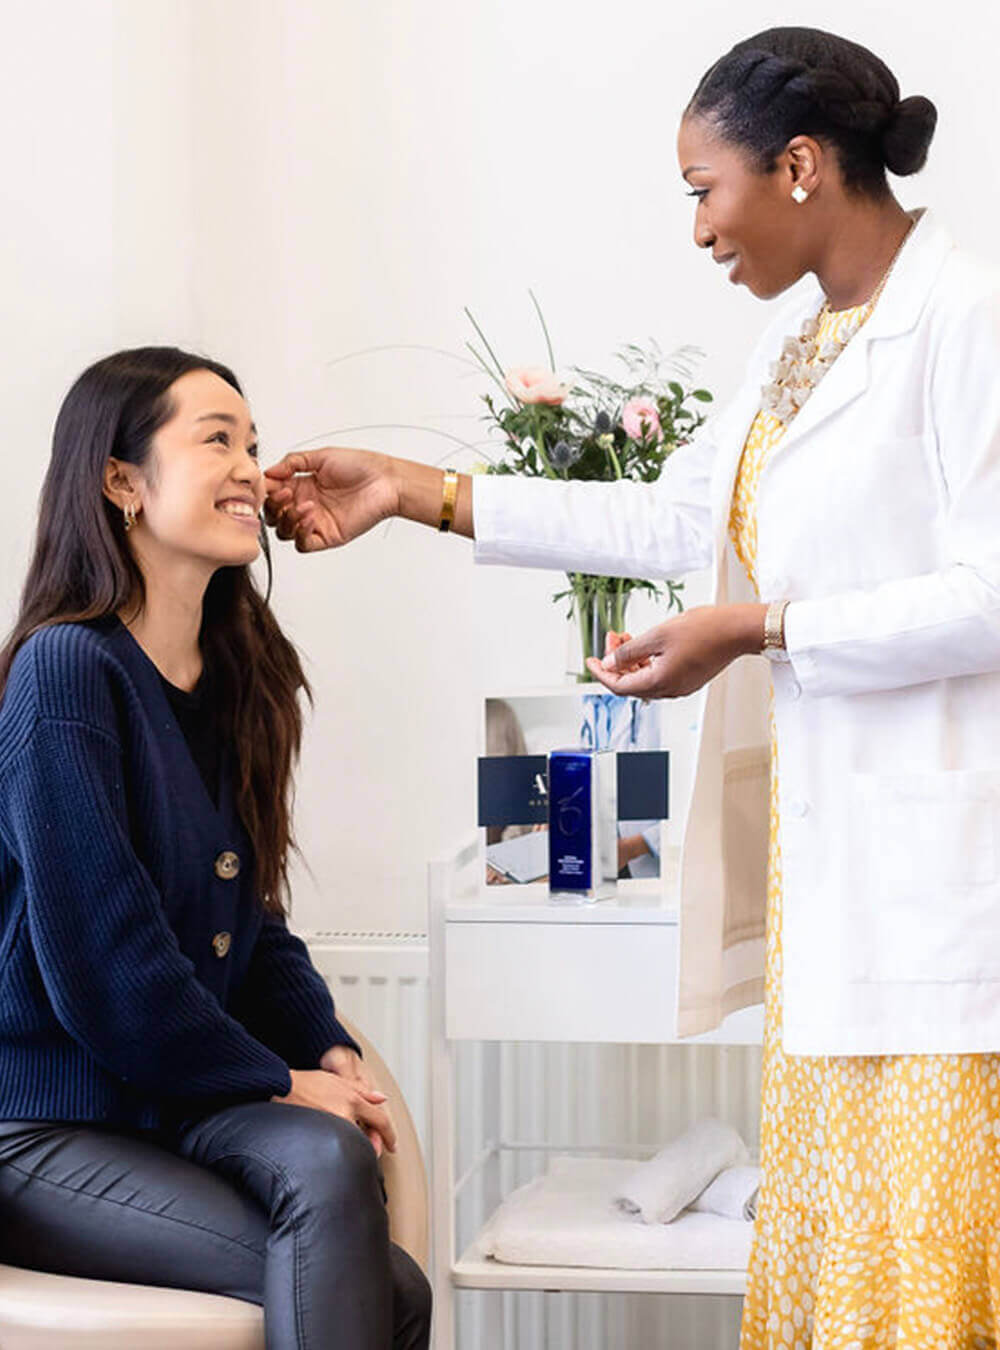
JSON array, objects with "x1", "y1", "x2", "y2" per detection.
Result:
[
  {"x1": 681, "y1": 166, "x2": 710, "y2": 181},
  {"x1": 195, "y1": 412, "x2": 258, "y2": 435}
]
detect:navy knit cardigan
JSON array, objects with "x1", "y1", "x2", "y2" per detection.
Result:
[{"x1": 0, "y1": 618, "x2": 358, "y2": 1130}]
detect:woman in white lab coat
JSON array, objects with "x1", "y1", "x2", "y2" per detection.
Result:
[{"x1": 267, "y1": 26, "x2": 1000, "y2": 1349}]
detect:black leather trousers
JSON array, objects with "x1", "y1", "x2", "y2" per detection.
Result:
[{"x1": 0, "y1": 1101, "x2": 431, "y2": 1349}]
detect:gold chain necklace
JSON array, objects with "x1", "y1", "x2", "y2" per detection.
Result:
[{"x1": 760, "y1": 218, "x2": 915, "y2": 427}]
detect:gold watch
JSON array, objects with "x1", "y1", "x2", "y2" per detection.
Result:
[{"x1": 762, "y1": 599, "x2": 791, "y2": 663}]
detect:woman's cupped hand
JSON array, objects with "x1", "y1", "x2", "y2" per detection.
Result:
[{"x1": 586, "y1": 604, "x2": 768, "y2": 699}]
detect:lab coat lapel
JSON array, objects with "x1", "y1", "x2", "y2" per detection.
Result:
[
  {"x1": 706, "y1": 208, "x2": 954, "y2": 574},
  {"x1": 760, "y1": 208, "x2": 953, "y2": 474},
  {"x1": 768, "y1": 321, "x2": 875, "y2": 463}
]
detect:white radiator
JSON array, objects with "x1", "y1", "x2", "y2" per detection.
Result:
[
  {"x1": 306, "y1": 931, "x2": 431, "y2": 1153},
  {"x1": 305, "y1": 933, "x2": 761, "y2": 1350}
]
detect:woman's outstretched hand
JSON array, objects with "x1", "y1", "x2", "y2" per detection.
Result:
[
  {"x1": 264, "y1": 448, "x2": 399, "y2": 553},
  {"x1": 266, "y1": 449, "x2": 474, "y2": 547},
  {"x1": 584, "y1": 604, "x2": 768, "y2": 699}
]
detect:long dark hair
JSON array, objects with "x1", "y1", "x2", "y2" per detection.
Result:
[
  {"x1": 0, "y1": 346, "x2": 309, "y2": 917},
  {"x1": 687, "y1": 27, "x2": 937, "y2": 198}
]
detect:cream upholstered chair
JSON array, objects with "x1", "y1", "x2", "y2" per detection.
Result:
[{"x1": 0, "y1": 1018, "x2": 427, "y2": 1350}]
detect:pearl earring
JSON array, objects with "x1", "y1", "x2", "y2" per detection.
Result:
[
  {"x1": 791, "y1": 185, "x2": 809, "y2": 204},
  {"x1": 123, "y1": 501, "x2": 138, "y2": 532}
]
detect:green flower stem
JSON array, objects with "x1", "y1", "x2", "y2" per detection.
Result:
[
  {"x1": 577, "y1": 575, "x2": 585, "y2": 680},
  {"x1": 574, "y1": 574, "x2": 591, "y2": 681},
  {"x1": 533, "y1": 407, "x2": 559, "y2": 480},
  {"x1": 606, "y1": 440, "x2": 624, "y2": 480},
  {"x1": 613, "y1": 579, "x2": 627, "y2": 634}
]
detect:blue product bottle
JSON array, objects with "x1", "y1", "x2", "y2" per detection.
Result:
[{"x1": 547, "y1": 748, "x2": 618, "y2": 902}]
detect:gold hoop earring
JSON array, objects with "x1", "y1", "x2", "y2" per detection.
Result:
[
  {"x1": 123, "y1": 501, "x2": 138, "y2": 532},
  {"x1": 791, "y1": 185, "x2": 809, "y2": 204}
]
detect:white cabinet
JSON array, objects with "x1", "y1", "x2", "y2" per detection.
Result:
[{"x1": 428, "y1": 837, "x2": 763, "y2": 1349}]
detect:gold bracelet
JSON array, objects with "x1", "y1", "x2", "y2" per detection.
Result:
[
  {"x1": 762, "y1": 598, "x2": 790, "y2": 654},
  {"x1": 439, "y1": 468, "x2": 458, "y2": 533}
]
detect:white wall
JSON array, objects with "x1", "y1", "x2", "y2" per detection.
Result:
[
  {"x1": 1, "y1": 2, "x2": 112, "y2": 590},
  {"x1": 2, "y1": 0, "x2": 997, "y2": 933}
]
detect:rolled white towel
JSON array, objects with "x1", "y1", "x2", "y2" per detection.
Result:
[
  {"x1": 690, "y1": 1164, "x2": 761, "y2": 1222},
  {"x1": 613, "y1": 1118, "x2": 749, "y2": 1225}
]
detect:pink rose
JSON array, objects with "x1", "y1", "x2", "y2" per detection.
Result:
[
  {"x1": 504, "y1": 366, "x2": 571, "y2": 406},
  {"x1": 621, "y1": 396, "x2": 663, "y2": 444},
  {"x1": 620, "y1": 394, "x2": 658, "y2": 442}
]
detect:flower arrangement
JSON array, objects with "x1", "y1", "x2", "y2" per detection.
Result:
[{"x1": 466, "y1": 294, "x2": 714, "y2": 676}]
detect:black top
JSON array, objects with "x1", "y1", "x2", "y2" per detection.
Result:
[{"x1": 159, "y1": 670, "x2": 222, "y2": 806}]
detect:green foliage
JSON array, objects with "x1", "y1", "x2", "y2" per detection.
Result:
[{"x1": 480, "y1": 339, "x2": 713, "y2": 490}]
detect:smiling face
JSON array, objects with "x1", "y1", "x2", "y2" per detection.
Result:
[
  {"x1": 107, "y1": 368, "x2": 265, "y2": 577},
  {"x1": 677, "y1": 114, "x2": 820, "y2": 300}
]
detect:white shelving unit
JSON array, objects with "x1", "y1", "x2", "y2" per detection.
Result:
[{"x1": 428, "y1": 835, "x2": 763, "y2": 1350}]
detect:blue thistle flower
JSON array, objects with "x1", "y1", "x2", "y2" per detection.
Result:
[{"x1": 550, "y1": 439, "x2": 582, "y2": 469}]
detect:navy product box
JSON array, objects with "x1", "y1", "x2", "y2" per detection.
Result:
[{"x1": 547, "y1": 748, "x2": 618, "y2": 902}]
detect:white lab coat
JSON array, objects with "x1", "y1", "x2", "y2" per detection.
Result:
[{"x1": 473, "y1": 207, "x2": 1000, "y2": 1056}]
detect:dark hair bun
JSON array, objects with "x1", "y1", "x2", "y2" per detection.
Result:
[
  {"x1": 882, "y1": 95, "x2": 937, "y2": 176},
  {"x1": 688, "y1": 29, "x2": 939, "y2": 196}
]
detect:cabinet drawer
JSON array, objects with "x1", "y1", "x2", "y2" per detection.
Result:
[{"x1": 445, "y1": 921, "x2": 677, "y2": 1042}]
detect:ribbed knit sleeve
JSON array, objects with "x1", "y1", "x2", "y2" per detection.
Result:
[
  {"x1": 0, "y1": 714, "x2": 293, "y2": 1105},
  {"x1": 232, "y1": 914, "x2": 362, "y2": 1068}
]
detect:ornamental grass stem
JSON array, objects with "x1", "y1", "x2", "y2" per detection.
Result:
[
  {"x1": 463, "y1": 306, "x2": 508, "y2": 384},
  {"x1": 530, "y1": 289, "x2": 556, "y2": 372}
]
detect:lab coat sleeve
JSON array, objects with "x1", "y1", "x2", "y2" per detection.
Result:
[{"x1": 784, "y1": 289, "x2": 1000, "y2": 698}]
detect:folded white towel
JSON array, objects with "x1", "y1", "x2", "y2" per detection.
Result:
[
  {"x1": 476, "y1": 1157, "x2": 754, "y2": 1271},
  {"x1": 690, "y1": 1164, "x2": 760, "y2": 1222},
  {"x1": 613, "y1": 1118, "x2": 749, "y2": 1224}
]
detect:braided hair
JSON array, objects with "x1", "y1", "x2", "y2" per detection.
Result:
[{"x1": 687, "y1": 28, "x2": 937, "y2": 198}]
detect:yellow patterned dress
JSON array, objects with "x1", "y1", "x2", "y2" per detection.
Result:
[{"x1": 731, "y1": 301, "x2": 1000, "y2": 1350}]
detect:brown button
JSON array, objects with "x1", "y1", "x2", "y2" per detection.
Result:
[
  {"x1": 214, "y1": 850, "x2": 240, "y2": 881},
  {"x1": 212, "y1": 931, "x2": 232, "y2": 958}
]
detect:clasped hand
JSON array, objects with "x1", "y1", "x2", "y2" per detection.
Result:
[{"x1": 276, "y1": 1045, "x2": 397, "y2": 1159}]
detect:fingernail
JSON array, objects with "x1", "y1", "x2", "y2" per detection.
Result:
[{"x1": 602, "y1": 655, "x2": 616, "y2": 671}]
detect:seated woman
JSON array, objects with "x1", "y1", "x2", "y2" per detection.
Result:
[{"x1": 0, "y1": 347, "x2": 431, "y2": 1350}]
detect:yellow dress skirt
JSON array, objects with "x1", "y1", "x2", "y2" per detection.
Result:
[{"x1": 731, "y1": 301, "x2": 1000, "y2": 1350}]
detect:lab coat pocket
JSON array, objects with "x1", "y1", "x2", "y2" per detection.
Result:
[{"x1": 850, "y1": 770, "x2": 1000, "y2": 982}]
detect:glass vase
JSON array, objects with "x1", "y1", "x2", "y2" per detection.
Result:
[{"x1": 566, "y1": 576, "x2": 631, "y2": 682}]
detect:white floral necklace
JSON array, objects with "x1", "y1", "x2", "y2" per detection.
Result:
[{"x1": 760, "y1": 219, "x2": 915, "y2": 427}]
